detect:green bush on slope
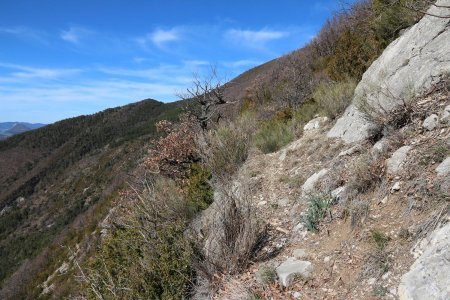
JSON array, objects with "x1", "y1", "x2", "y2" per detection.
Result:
[
  {"x1": 83, "y1": 177, "x2": 193, "y2": 300},
  {"x1": 186, "y1": 163, "x2": 214, "y2": 212},
  {"x1": 254, "y1": 119, "x2": 294, "y2": 154},
  {"x1": 313, "y1": 78, "x2": 357, "y2": 119}
]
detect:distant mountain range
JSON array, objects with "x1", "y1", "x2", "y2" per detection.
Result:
[{"x1": 0, "y1": 122, "x2": 46, "y2": 140}]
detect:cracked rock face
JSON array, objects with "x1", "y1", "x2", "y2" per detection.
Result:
[
  {"x1": 328, "y1": 1, "x2": 450, "y2": 143},
  {"x1": 398, "y1": 223, "x2": 450, "y2": 300}
]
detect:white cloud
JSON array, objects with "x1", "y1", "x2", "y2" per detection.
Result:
[
  {"x1": 222, "y1": 59, "x2": 261, "y2": 68},
  {"x1": 225, "y1": 29, "x2": 289, "y2": 48},
  {"x1": 60, "y1": 26, "x2": 93, "y2": 44},
  {"x1": 0, "y1": 63, "x2": 82, "y2": 80},
  {"x1": 137, "y1": 28, "x2": 180, "y2": 48}
]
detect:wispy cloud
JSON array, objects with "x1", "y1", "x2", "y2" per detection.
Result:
[
  {"x1": 98, "y1": 60, "x2": 210, "y2": 84},
  {"x1": 221, "y1": 59, "x2": 261, "y2": 68},
  {"x1": 0, "y1": 63, "x2": 82, "y2": 80},
  {"x1": 225, "y1": 28, "x2": 289, "y2": 49},
  {"x1": 60, "y1": 26, "x2": 93, "y2": 44},
  {"x1": 0, "y1": 26, "x2": 48, "y2": 44},
  {"x1": 137, "y1": 28, "x2": 181, "y2": 48}
]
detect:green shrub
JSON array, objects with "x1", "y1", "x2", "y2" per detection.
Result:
[
  {"x1": 372, "y1": 285, "x2": 389, "y2": 297},
  {"x1": 313, "y1": 78, "x2": 357, "y2": 119},
  {"x1": 293, "y1": 99, "x2": 321, "y2": 123},
  {"x1": 371, "y1": 0, "x2": 418, "y2": 49},
  {"x1": 253, "y1": 119, "x2": 294, "y2": 154},
  {"x1": 256, "y1": 265, "x2": 277, "y2": 286},
  {"x1": 371, "y1": 229, "x2": 389, "y2": 251},
  {"x1": 326, "y1": 28, "x2": 379, "y2": 81},
  {"x1": 303, "y1": 192, "x2": 331, "y2": 231},
  {"x1": 186, "y1": 164, "x2": 214, "y2": 212},
  {"x1": 83, "y1": 177, "x2": 194, "y2": 300}
]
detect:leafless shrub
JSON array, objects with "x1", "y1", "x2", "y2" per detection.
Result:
[
  {"x1": 361, "y1": 229, "x2": 391, "y2": 279},
  {"x1": 344, "y1": 199, "x2": 370, "y2": 229},
  {"x1": 195, "y1": 184, "x2": 266, "y2": 285},
  {"x1": 346, "y1": 153, "x2": 384, "y2": 194},
  {"x1": 413, "y1": 204, "x2": 449, "y2": 241},
  {"x1": 202, "y1": 121, "x2": 251, "y2": 182},
  {"x1": 361, "y1": 249, "x2": 390, "y2": 279},
  {"x1": 178, "y1": 66, "x2": 234, "y2": 130},
  {"x1": 356, "y1": 86, "x2": 416, "y2": 137}
]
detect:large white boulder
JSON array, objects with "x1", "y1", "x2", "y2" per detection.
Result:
[
  {"x1": 398, "y1": 223, "x2": 450, "y2": 300},
  {"x1": 328, "y1": 1, "x2": 450, "y2": 143}
]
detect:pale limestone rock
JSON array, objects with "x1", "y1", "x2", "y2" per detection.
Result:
[
  {"x1": 276, "y1": 259, "x2": 313, "y2": 287},
  {"x1": 292, "y1": 248, "x2": 307, "y2": 259},
  {"x1": 303, "y1": 116, "x2": 329, "y2": 131},
  {"x1": 441, "y1": 104, "x2": 450, "y2": 124},
  {"x1": 398, "y1": 223, "x2": 450, "y2": 300},
  {"x1": 436, "y1": 157, "x2": 450, "y2": 176},
  {"x1": 301, "y1": 168, "x2": 328, "y2": 195},
  {"x1": 422, "y1": 114, "x2": 439, "y2": 131},
  {"x1": 328, "y1": 2, "x2": 450, "y2": 143},
  {"x1": 386, "y1": 146, "x2": 412, "y2": 174},
  {"x1": 338, "y1": 145, "x2": 361, "y2": 157}
]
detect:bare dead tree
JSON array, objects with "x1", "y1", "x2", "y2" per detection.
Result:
[{"x1": 179, "y1": 66, "x2": 233, "y2": 130}]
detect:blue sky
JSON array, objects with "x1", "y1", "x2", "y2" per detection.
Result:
[{"x1": 0, "y1": 0, "x2": 346, "y2": 123}]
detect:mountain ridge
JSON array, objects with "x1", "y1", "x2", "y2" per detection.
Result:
[{"x1": 0, "y1": 122, "x2": 46, "y2": 140}]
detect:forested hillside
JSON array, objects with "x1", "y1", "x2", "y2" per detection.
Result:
[{"x1": 0, "y1": 99, "x2": 182, "y2": 298}]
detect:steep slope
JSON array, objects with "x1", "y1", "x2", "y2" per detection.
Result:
[
  {"x1": 0, "y1": 99, "x2": 182, "y2": 297},
  {"x1": 210, "y1": 3, "x2": 450, "y2": 299}
]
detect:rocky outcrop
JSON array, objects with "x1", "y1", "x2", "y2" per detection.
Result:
[
  {"x1": 398, "y1": 223, "x2": 450, "y2": 300},
  {"x1": 328, "y1": 1, "x2": 450, "y2": 143}
]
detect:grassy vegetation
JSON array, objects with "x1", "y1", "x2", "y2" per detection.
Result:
[
  {"x1": 206, "y1": 123, "x2": 250, "y2": 180},
  {"x1": 371, "y1": 229, "x2": 390, "y2": 251},
  {"x1": 253, "y1": 118, "x2": 294, "y2": 154},
  {"x1": 313, "y1": 78, "x2": 357, "y2": 119},
  {"x1": 257, "y1": 265, "x2": 277, "y2": 286},
  {"x1": 303, "y1": 192, "x2": 332, "y2": 231},
  {"x1": 83, "y1": 177, "x2": 194, "y2": 300}
]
